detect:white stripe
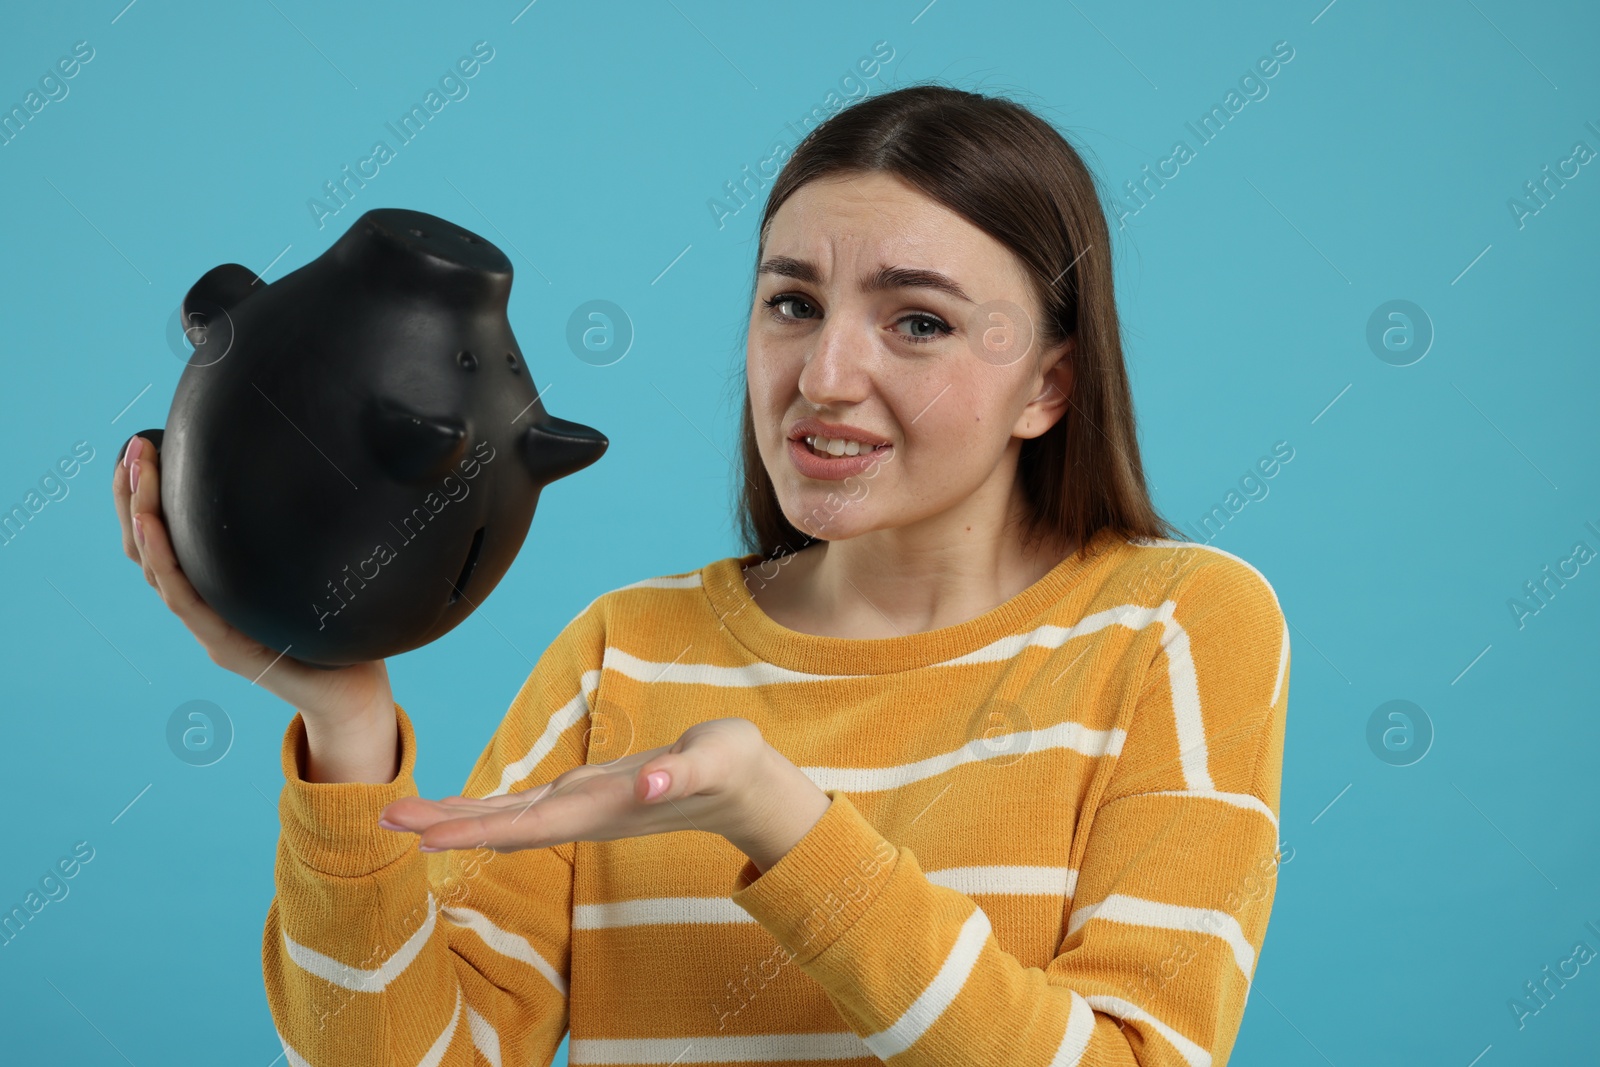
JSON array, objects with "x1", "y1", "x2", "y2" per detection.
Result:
[
  {"x1": 1083, "y1": 993, "x2": 1211, "y2": 1067},
  {"x1": 803, "y1": 718, "x2": 1124, "y2": 794},
  {"x1": 602, "y1": 645, "x2": 863, "y2": 687},
  {"x1": 442, "y1": 905, "x2": 567, "y2": 996},
  {"x1": 569, "y1": 1031, "x2": 870, "y2": 1063},
  {"x1": 576, "y1": 868, "x2": 1076, "y2": 932},
  {"x1": 465, "y1": 1003, "x2": 502, "y2": 1067},
  {"x1": 282, "y1": 892, "x2": 435, "y2": 993},
  {"x1": 1050, "y1": 991, "x2": 1097, "y2": 1067},
  {"x1": 1129, "y1": 538, "x2": 1292, "y2": 788},
  {"x1": 935, "y1": 602, "x2": 1165, "y2": 667},
  {"x1": 418, "y1": 984, "x2": 463, "y2": 1067},
  {"x1": 488, "y1": 671, "x2": 600, "y2": 797},
  {"x1": 1271, "y1": 618, "x2": 1290, "y2": 709},
  {"x1": 1149, "y1": 601, "x2": 1212, "y2": 790},
  {"x1": 1067, "y1": 892, "x2": 1255, "y2": 979},
  {"x1": 864, "y1": 904, "x2": 992, "y2": 1059},
  {"x1": 575, "y1": 895, "x2": 752, "y2": 929},
  {"x1": 925, "y1": 865, "x2": 1077, "y2": 899},
  {"x1": 1137, "y1": 788, "x2": 1279, "y2": 830},
  {"x1": 606, "y1": 601, "x2": 1154, "y2": 681}
]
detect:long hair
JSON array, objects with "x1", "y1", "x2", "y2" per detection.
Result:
[{"x1": 734, "y1": 82, "x2": 1182, "y2": 560}]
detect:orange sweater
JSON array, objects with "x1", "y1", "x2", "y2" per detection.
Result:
[{"x1": 264, "y1": 527, "x2": 1289, "y2": 1066}]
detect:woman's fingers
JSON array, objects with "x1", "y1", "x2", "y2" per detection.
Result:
[
  {"x1": 116, "y1": 436, "x2": 162, "y2": 581},
  {"x1": 419, "y1": 780, "x2": 623, "y2": 851},
  {"x1": 123, "y1": 442, "x2": 270, "y2": 674},
  {"x1": 115, "y1": 436, "x2": 235, "y2": 659},
  {"x1": 387, "y1": 749, "x2": 677, "y2": 838},
  {"x1": 130, "y1": 443, "x2": 163, "y2": 590},
  {"x1": 397, "y1": 782, "x2": 562, "y2": 819},
  {"x1": 383, "y1": 767, "x2": 641, "y2": 846},
  {"x1": 111, "y1": 436, "x2": 141, "y2": 564},
  {"x1": 133, "y1": 505, "x2": 240, "y2": 661}
]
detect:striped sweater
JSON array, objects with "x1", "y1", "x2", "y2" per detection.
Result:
[{"x1": 264, "y1": 527, "x2": 1290, "y2": 1067}]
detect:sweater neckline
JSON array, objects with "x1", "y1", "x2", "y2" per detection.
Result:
[{"x1": 700, "y1": 527, "x2": 1127, "y2": 676}]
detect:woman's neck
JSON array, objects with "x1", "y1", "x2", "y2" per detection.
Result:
[{"x1": 747, "y1": 523, "x2": 1079, "y2": 640}]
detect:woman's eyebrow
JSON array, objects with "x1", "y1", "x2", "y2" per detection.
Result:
[{"x1": 758, "y1": 256, "x2": 975, "y2": 304}]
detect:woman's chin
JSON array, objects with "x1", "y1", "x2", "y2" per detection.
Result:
[{"x1": 781, "y1": 504, "x2": 874, "y2": 542}]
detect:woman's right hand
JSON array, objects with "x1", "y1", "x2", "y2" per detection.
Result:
[{"x1": 113, "y1": 433, "x2": 399, "y2": 780}]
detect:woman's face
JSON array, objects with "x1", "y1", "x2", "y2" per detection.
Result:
[{"x1": 747, "y1": 170, "x2": 1073, "y2": 545}]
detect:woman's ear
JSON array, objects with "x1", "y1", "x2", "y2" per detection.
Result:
[{"x1": 1017, "y1": 337, "x2": 1075, "y2": 438}]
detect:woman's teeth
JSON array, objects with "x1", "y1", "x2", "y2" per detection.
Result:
[{"x1": 805, "y1": 435, "x2": 885, "y2": 457}]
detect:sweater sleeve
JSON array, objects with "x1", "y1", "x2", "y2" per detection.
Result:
[
  {"x1": 726, "y1": 557, "x2": 1289, "y2": 1067},
  {"x1": 262, "y1": 599, "x2": 609, "y2": 1067}
]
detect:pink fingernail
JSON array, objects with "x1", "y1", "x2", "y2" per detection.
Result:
[
  {"x1": 124, "y1": 437, "x2": 141, "y2": 469},
  {"x1": 133, "y1": 515, "x2": 145, "y2": 544},
  {"x1": 644, "y1": 771, "x2": 670, "y2": 800},
  {"x1": 129, "y1": 459, "x2": 141, "y2": 494}
]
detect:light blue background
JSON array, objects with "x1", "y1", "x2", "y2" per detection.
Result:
[{"x1": 1, "y1": 1, "x2": 1596, "y2": 1064}]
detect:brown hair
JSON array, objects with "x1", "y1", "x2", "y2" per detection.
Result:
[{"x1": 733, "y1": 82, "x2": 1182, "y2": 560}]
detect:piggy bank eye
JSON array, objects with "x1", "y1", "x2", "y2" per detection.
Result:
[
  {"x1": 505, "y1": 350, "x2": 519, "y2": 373},
  {"x1": 457, "y1": 349, "x2": 477, "y2": 371}
]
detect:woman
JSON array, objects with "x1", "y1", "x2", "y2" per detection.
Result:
[{"x1": 113, "y1": 83, "x2": 1289, "y2": 1066}]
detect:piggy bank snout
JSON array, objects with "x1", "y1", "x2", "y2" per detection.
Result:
[{"x1": 523, "y1": 416, "x2": 609, "y2": 486}]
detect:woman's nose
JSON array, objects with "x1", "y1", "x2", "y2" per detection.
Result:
[{"x1": 796, "y1": 314, "x2": 871, "y2": 404}]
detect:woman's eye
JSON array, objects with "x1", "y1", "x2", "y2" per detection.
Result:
[
  {"x1": 762, "y1": 294, "x2": 817, "y2": 321},
  {"x1": 760, "y1": 296, "x2": 952, "y2": 344},
  {"x1": 894, "y1": 313, "x2": 954, "y2": 343}
]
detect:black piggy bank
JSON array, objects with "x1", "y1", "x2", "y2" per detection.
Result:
[{"x1": 123, "y1": 207, "x2": 608, "y2": 668}]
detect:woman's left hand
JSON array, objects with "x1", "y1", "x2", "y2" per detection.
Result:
[{"x1": 377, "y1": 717, "x2": 818, "y2": 866}]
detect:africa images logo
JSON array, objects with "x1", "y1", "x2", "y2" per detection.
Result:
[{"x1": 313, "y1": 439, "x2": 496, "y2": 630}]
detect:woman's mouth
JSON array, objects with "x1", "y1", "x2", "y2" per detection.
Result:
[
  {"x1": 802, "y1": 434, "x2": 888, "y2": 458},
  {"x1": 787, "y1": 435, "x2": 892, "y2": 480}
]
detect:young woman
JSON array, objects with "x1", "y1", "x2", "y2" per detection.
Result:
[{"x1": 114, "y1": 84, "x2": 1289, "y2": 1067}]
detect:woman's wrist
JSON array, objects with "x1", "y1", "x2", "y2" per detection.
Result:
[
  {"x1": 725, "y1": 745, "x2": 832, "y2": 875},
  {"x1": 297, "y1": 698, "x2": 401, "y2": 784}
]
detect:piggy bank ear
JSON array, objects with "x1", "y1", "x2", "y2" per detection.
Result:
[
  {"x1": 363, "y1": 397, "x2": 469, "y2": 484},
  {"x1": 181, "y1": 264, "x2": 261, "y2": 359},
  {"x1": 522, "y1": 415, "x2": 609, "y2": 486},
  {"x1": 183, "y1": 263, "x2": 261, "y2": 322}
]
